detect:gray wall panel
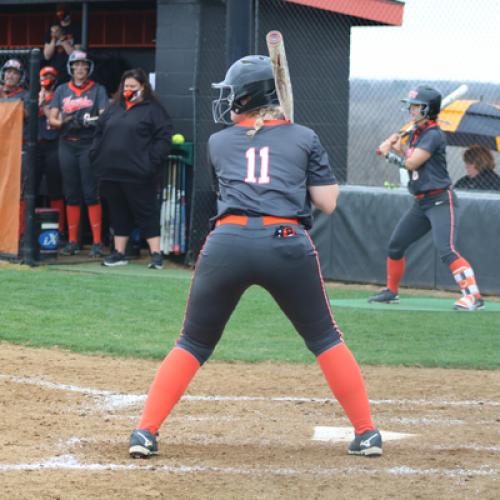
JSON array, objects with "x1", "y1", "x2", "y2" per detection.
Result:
[{"x1": 311, "y1": 186, "x2": 500, "y2": 295}]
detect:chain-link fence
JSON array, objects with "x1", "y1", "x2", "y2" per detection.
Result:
[{"x1": 259, "y1": 0, "x2": 500, "y2": 192}]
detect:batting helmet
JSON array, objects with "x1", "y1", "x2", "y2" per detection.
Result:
[
  {"x1": 67, "y1": 50, "x2": 94, "y2": 77},
  {"x1": 401, "y1": 86, "x2": 442, "y2": 120},
  {"x1": 212, "y1": 55, "x2": 278, "y2": 125},
  {"x1": 0, "y1": 58, "x2": 25, "y2": 85}
]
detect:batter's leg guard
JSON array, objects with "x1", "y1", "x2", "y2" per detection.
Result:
[
  {"x1": 449, "y1": 257, "x2": 484, "y2": 311},
  {"x1": 137, "y1": 347, "x2": 200, "y2": 435},
  {"x1": 317, "y1": 343, "x2": 375, "y2": 436}
]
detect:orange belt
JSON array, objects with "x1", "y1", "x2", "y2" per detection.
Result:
[
  {"x1": 215, "y1": 215, "x2": 299, "y2": 227},
  {"x1": 415, "y1": 188, "x2": 447, "y2": 200}
]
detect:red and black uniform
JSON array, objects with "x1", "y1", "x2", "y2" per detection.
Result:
[
  {"x1": 50, "y1": 79, "x2": 108, "y2": 249},
  {"x1": 131, "y1": 55, "x2": 380, "y2": 459},
  {"x1": 385, "y1": 122, "x2": 483, "y2": 305},
  {"x1": 135, "y1": 119, "x2": 375, "y2": 441}
]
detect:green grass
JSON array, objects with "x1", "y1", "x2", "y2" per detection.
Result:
[{"x1": 0, "y1": 263, "x2": 498, "y2": 369}]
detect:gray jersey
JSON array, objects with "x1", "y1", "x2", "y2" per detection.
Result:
[
  {"x1": 51, "y1": 80, "x2": 108, "y2": 140},
  {"x1": 208, "y1": 121, "x2": 336, "y2": 228},
  {"x1": 407, "y1": 126, "x2": 451, "y2": 194}
]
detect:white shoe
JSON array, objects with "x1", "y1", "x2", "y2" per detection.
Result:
[{"x1": 454, "y1": 294, "x2": 485, "y2": 311}]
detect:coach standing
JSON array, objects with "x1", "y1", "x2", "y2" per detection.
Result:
[
  {"x1": 48, "y1": 50, "x2": 108, "y2": 256},
  {"x1": 90, "y1": 68, "x2": 172, "y2": 270}
]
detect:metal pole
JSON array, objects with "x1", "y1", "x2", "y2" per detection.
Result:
[
  {"x1": 22, "y1": 48, "x2": 41, "y2": 266},
  {"x1": 226, "y1": 0, "x2": 253, "y2": 67},
  {"x1": 81, "y1": 1, "x2": 89, "y2": 51}
]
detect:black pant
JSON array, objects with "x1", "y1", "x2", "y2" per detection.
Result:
[
  {"x1": 36, "y1": 140, "x2": 63, "y2": 200},
  {"x1": 177, "y1": 218, "x2": 342, "y2": 364},
  {"x1": 100, "y1": 180, "x2": 160, "y2": 239},
  {"x1": 58, "y1": 138, "x2": 98, "y2": 205},
  {"x1": 388, "y1": 189, "x2": 461, "y2": 266}
]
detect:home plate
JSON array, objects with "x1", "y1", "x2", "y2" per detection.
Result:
[{"x1": 312, "y1": 426, "x2": 415, "y2": 442}]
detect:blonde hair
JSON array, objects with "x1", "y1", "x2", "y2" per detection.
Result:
[
  {"x1": 245, "y1": 105, "x2": 285, "y2": 138},
  {"x1": 463, "y1": 145, "x2": 495, "y2": 173}
]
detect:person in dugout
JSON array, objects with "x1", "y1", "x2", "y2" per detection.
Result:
[
  {"x1": 90, "y1": 68, "x2": 173, "y2": 270},
  {"x1": 372, "y1": 86, "x2": 484, "y2": 311},
  {"x1": 0, "y1": 59, "x2": 30, "y2": 239},
  {"x1": 128, "y1": 55, "x2": 382, "y2": 459},
  {"x1": 48, "y1": 50, "x2": 108, "y2": 256},
  {"x1": 37, "y1": 66, "x2": 66, "y2": 237}
]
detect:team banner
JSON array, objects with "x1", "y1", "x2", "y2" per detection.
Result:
[{"x1": 0, "y1": 100, "x2": 23, "y2": 256}]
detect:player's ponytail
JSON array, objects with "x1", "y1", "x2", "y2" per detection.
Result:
[{"x1": 246, "y1": 105, "x2": 284, "y2": 138}]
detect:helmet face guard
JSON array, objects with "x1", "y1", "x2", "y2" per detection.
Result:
[{"x1": 211, "y1": 83, "x2": 236, "y2": 125}]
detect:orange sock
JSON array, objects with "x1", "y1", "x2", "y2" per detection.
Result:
[
  {"x1": 87, "y1": 203, "x2": 102, "y2": 244},
  {"x1": 387, "y1": 257, "x2": 405, "y2": 293},
  {"x1": 138, "y1": 347, "x2": 201, "y2": 434},
  {"x1": 449, "y1": 257, "x2": 481, "y2": 298},
  {"x1": 66, "y1": 205, "x2": 80, "y2": 243},
  {"x1": 50, "y1": 199, "x2": 65, "y2": 233},
  {"x1": 317, "y1": 343, "x2": 374, "y2": 435}
]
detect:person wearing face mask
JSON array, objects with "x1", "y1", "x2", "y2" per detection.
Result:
[
  {"x1": 48, "y1": 50, "x2": 108, "y2": 256},
  {"x1": 37, "y1": 66, "x2": 65, "y2": 237},
  {"x1": 371, "y1": 86, "x2": 484, "y2": 311},
  {"x1": 89, "y1": 68, "x2": 173, "y2": 269}
]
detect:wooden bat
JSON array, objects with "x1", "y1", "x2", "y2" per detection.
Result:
[{"x1": 266, "y1": 30, "x2": 294, "y2": 122}]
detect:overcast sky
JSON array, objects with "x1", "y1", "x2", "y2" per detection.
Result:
[{"x1": 350, "y1": 0, "x2": 500, "y2": 82}]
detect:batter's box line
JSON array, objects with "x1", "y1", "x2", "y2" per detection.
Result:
[
  {"x1": 2, "y1": 374, "x2": 500, "y2": 409},
  {"x1": 0, "y1": 454, "x2": 497, "y2": 478}
]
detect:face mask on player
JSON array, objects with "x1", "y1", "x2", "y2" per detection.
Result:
[
  {"x1": 40, "y1": 77, "x2": 56, "y2": 90},
  {"x1": 123, "y1": 89, "x2": 142, "y2": 103}
]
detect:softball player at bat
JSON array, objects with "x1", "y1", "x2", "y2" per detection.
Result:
[
  {"x1": 48, "y1": 50, "x2": 108, "y2": 256},
  {"x1": 370, "y1": 86, "x2": 484, "y2": 311},
  {"x1": 129, "y1": 55, "x2": 382, "y2": 459}
]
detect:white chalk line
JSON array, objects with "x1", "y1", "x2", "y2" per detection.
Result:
[
  {"x1": 2, "y1": 374, "x2": 499, "y2": 409},
  {"x1": 0, "y1": 454, "x2": 497, "y2": 478}
]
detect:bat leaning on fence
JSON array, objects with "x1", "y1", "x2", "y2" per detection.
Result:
[{"x1": 266, "y1": 30, "x2": 294, "y2": 123}]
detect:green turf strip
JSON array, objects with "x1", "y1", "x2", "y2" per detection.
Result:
[
  {"x1": 331, "y1": 297, "x2": 500, "y2": 313},
  {"x1": 1, "y1": 263, "x2": 499, "y2": 368}
]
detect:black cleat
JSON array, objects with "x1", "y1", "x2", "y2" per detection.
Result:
[
  {"x1": 89, "y1": 243, "x2": 104, "y2": 257},
  {"x1": 348, "y1": 429, "x2": 383, "y2": 457},
  {"x1": 60, "y1": 241, "x2": 80, "y2": 256},
  {"x1": 148, "y1": 252, "x2": 164, "y2": 270},
  {"x1": 102, "y1": 251, "x2": 128, "y2": 267},
  {"x1": 368, "y1": 288, "x2": 400, "y2": 304},
  {"x1": 129, "y1": 429, "x2": 158, "y2": 459}
]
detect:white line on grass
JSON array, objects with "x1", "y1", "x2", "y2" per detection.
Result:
[
  {"x1": 2, "y1": 374, "x2": 499, "y2": 408},
  {"x1": 0, "y1": 454, "x2": 497, "y2": 478}
]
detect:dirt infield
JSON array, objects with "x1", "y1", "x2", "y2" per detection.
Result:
[{"x1": 1, "y1": 343, "x2": 498, "y2": 499}]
